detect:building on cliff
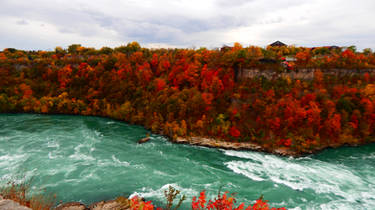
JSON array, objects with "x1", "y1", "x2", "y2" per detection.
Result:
[{"x1": 269, "y1": 41, "x2": 287, "y2": 47}]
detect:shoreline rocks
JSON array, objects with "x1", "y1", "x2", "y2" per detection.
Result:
[
  {"x1": 173, "y1": 136, "x2": 308, "y2": 157},
  {"x1": 54, "y1": 198, "x2": 131, "y2": 210},
  {"x1": 0, "y1": 196, "x2": 31, "y2": 210},
  {"x1": 55, "y1": 202, "x2": 86, "y2": 210},
  {"x1": 172, "y1": 136, "x2": 374, "y2": 157},
  {"x1": 0, "y1": 196, "x2": 134, "y2": 210},
  {"x1": 89, "y1": 198, "x2": 130, "y2": 210}
]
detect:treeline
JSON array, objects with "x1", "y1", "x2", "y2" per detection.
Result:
[{"x1": 0, "y1": 42, "x2": 374, "y2": 154}]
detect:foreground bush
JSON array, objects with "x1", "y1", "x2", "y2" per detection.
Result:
[
  {"x1": 128, "y1": 189, "x2": 286, "y2": 210},
  {"x1": 191, "y1": 191, "x2": 286, "y2": 210},
  {"x1": 1, "y1": 182, "x2": 286, "y2": 210},
  {"x1": 0, "y1": 180, "x2": 55, "y2": 210}
]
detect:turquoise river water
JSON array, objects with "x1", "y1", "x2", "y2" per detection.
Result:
[{"x1": 0, "y1": 114, "x2": 374, "y2": 209}]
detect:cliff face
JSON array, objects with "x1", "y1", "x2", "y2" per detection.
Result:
[
  {"x1": 1, "y1": 46, "x2": 375, "y2": 157},
  {"x1": 237, "y1": 68, "x2": 375, "y2": 80}
]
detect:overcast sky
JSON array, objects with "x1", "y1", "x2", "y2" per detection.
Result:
[{"x1": 1, "y1": 0, "x2": 374, "y2": 51}]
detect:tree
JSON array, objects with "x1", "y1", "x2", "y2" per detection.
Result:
[{"x1": 67, "y1": 44, "x2": 82, "y2": 54}]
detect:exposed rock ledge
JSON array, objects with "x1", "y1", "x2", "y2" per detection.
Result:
[
  {"x1": 54, "y1": 200, "x2": 128, "y2": 210},
  {"x1": 53, "y1": 196, "x2": 136, "y2": 210},
  {"x1": 0, "y1": 195, "x2": 135, "y2": 210},
  {"x1": 172, "y1": 136, "x2": 367, "y2": 157},
  {"x1": 0, "y1": 195, "x2": 31, "y2": 210},
  {"x1": 173, "y1": 136, "x2": 301, "y2": 157}
]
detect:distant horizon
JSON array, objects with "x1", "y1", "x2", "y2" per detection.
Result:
[
  {"x1": 1, "y1": 0, "x2": 374, "y2": 51},
  {"x1": 0, "y1": 41, "x2": 369, "y2": 52}
]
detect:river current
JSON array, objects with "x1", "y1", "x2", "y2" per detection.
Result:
[{"x1": 0, "y1": 114, "x2": 374, "y2": 209}]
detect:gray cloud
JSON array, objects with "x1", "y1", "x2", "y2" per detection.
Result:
[
  {"x1": 16, "y1": 19, "x2": 28, "y2": 25},
  {"x1": 0, "y1": 0, "x2": 374, "y2": 50}
]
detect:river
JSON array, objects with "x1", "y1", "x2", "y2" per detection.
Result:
[{"x1": 0, "y1": 114, "x2": 374, "y2": 209}]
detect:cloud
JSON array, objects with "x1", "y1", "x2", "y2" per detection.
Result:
[
  {"x1": 16, "y1": 19, "x2": 28, "y2": 25},
  {"x1": 215, "y1": 0, "x2": 255, "y2": 8},
  {"x1": 0, "y1": 0, "x2": 374, "y2": 50}
]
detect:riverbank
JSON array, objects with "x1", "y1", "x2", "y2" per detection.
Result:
[
  {"x1": 0, "y1": 195, "x2": 31, "y2": 210},
  {"x1": 1, "y1": 112, "x2": 372, "y2": 158},
  {"x1": 173, "y1": 136, "x2": 299, "y2": 157},
  {"x1": 171, "y1": 136, "x2": 371, "y2": 157},
  {"x1": 1, "y1": 191, "x2": 286, "y2": 210},
  {"x1": 1, "y1": 45, "x2": 375, "y2": 163},
  {"x1": 0, "y1": 195, "x2": 139, "y2": 210},
  {"x1": 54, "y1": 197, "x2": 135, "y2": 210}
]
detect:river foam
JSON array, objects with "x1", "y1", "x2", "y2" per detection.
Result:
[
  {"x1": 223, "y1": 150, "x2": 375, "y2": 209},
  {"x1": 0, "y1": 114, "x2": 374, "y2": 210}
]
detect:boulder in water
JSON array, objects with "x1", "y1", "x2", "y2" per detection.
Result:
[
  {"x1": 138, "y1": 137, "x2": 150, "y2": 144},
  {"x1": 54, "y1": 202, "x2": 86, "y2": 210}
]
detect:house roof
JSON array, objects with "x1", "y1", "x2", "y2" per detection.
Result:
[
  {"x1": 220, "y1": 45, "x2": 232, "y2": 52},
  {"x1": 270, "y1": 41, "x2": 287, "y2": 47}
]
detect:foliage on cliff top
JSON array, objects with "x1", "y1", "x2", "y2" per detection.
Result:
[{"x1": 0, "y1": 42, "x2": 375, "y2": 154}]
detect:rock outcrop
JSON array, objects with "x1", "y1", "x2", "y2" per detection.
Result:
[
  {"x1": 0, "y1": 196, "x2": 31, "y2": 210},
  {"x1": 54, "y1": 202, "x2": 87, "y2": 210}
]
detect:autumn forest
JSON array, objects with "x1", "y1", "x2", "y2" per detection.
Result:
[{"x1": 0, "y1": 42, "x2": 375, "y2": 155}]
